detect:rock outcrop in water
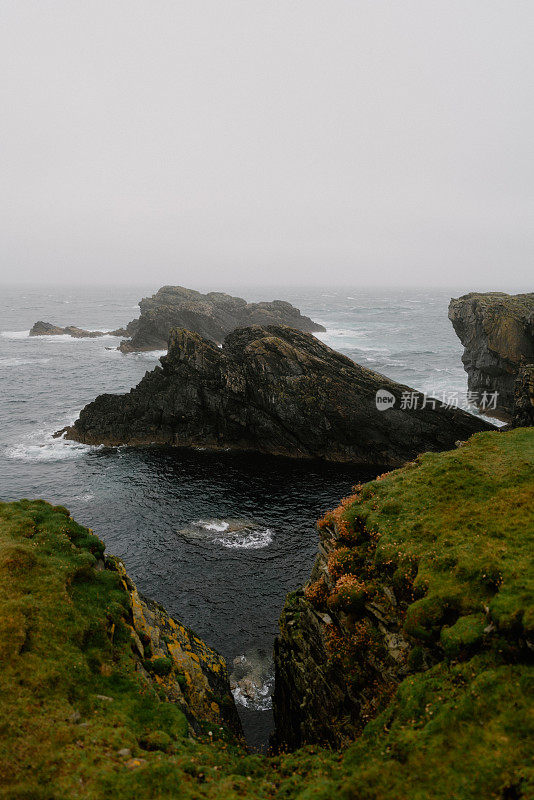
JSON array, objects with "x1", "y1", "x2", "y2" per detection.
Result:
[
  {"x1": 272, "y1": 428, "x2": 534, "y2": 753},
  {"x1": 62, "y1": 324, "x2": 493, "y2": 466},
  {"x1": 118, "y1": 285, "x2": 325, "y2": 352},
  {"x1": 448, "y1": 292, "x2": 534, "y2": 420},
  {"x1": 30, "y1": 320, "x2": 129, "y2": 338}
]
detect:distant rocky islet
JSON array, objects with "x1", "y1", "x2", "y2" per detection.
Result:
[
  {"x1": 30, "y1": 285, "x2": 325, "y2": 351},
  {"x1": 30, "y1": 320, "x2": 130, "y2": 338}
]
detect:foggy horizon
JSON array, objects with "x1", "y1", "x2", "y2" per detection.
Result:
[{"x1": 1, "y1": 1, "x2": 533, "y2": 289}]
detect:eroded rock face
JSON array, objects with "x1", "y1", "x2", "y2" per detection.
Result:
[
  {"x1": 448, "y1": 292, "x2": 534, "y2": 420},
  {"x1": 30, "y1": 321, "x2": 128, "y2": 338},
  {"x1": 110, "y1": 558, "x2": 242, "y2": 737},
  {"x1": 272, "y1": 524, "x2": 412, "y2": 750},
  {"x1": 118, "y1": 285, "x2": 325, "y2": 352},
  {"x1": 272, "y1": 428, "x2": 534, "y2": 752},
  {"x1": 512, "y1": 363, "x2": 534, "y2": 427},
  {"x1": 62, "y1": 324, "x2": 493, "y2": 466}
]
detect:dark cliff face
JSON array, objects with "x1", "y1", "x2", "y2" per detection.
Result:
[
  {"x1": 64, "y1": 324, "x2": 493, "y2": 466},
  {"x1": 272, "y1": 525, "x2": 410, "y2": 750},
  {"x1": 118, "y1": 285, "x2": 325, "y2": 352},
  {"x1": 272, "y1": 428, "x2": 534, "y2": 753},
  {"x1": 448, "y1": 292, "x2": 534, "y2": 421},
  {"x1": 513, "y1": 363, "x2": 534, "y2": 427}
]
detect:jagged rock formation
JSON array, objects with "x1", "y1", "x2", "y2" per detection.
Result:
[
  {"x1": 448, "y1": 292, "x2": 534, "y2": 420},
  {"x1": 118, "y1": 285, "x2": 325, "y2": 352},
  {"x1": 272, "y1": 523, "x2": 410, "y2": 750},
  {"x1": 111, "y1": 558, "x2": 242, "y2": 736},
  {"x1": 30, "y1": 320, "x2": 128, "y2": 338},
  {"x1": 62, "y1": 325, "x2": 493, "y2": 465},
  {"x1": 273, "y1": 428, "x2": 534, "y2": 753}
]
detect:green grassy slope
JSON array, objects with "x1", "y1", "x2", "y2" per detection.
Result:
[{"x1": 1, "y1": 427, "x2": 532, "y2": 799}]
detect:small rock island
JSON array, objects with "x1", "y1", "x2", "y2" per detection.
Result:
[
  {"x1": 61, "y1": 324, "x2": 493, "y2": 466},
  {"x1": 30, "y1": 320, "x2": 130, "y2": 338},
  {"x1": 118, "y1": 285, "x2": 326, "y2": 352},
  {"x1": 29, "y1": 285, "x2": 325, "y2": 352}
]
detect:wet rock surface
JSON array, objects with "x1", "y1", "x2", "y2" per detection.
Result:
[
  {"x1": 448, "y1": 292, "x2": 534, "y2": 420},
  {"x1": 229, "y1": 649, "x2": 274, "y2": 711},
  {"x1": 63, "y1": 324, "x2": 493, "y2": 466},
  {"x1": 177, "y1": 518, "x2": 273, "y2": 549},
  {"x1": 118, "y1": 285, "x2": 325, "y2": 352}
]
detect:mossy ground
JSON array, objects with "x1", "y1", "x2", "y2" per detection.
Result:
[{"x1": 1, "y1": 427, "x2": 533, "y2": 799}]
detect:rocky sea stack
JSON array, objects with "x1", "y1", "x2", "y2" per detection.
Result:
[
  {"x1": 118, "y1": 285, "x2": 325, "y2": 352},
  {"x1": 448, "y1": 292, "x2": 534, "y2": 420},
  {"x1": 63, "y1": 324, "x2": 493, "y2": 466}
]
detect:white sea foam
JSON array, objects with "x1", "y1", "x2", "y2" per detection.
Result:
[
  {"x1": 0, "y1": 357, "x2": 51, "y2": 367},
  {"x1": 230, "y1": 652, "x2": 274, "y2": 710},
  {"x1": 183, "y1": 519, "x2": 274, "y2": 549},
  {"x1": 216, "y1": 528, "x2": 273, "y2": 550},
  {"x1": 315, "y1": 328, "x2": 368, "y2": 339},
  {"x1": 1, "y1": 330, "x2": 30, "y2": 339},
  {"x1": 198, "y1": 520, "x2": 230, "y2": 532},
  {"x1": 232, "y1": 680, "x2": 273, "y2": 710},
  {"x1": 5, "y1": 427, "x2": 98, "y2": 462},
  {"x1": 134, "y1": 350, "x2": 167, "y2": 361}
]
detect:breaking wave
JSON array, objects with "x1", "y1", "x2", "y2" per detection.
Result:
[{"x1": 5, "y1": 427, "x2": 98, "y2": 462}]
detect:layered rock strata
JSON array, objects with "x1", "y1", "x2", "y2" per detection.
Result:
[
  {"x1": 62, "y1": 325, "x2": 493, "y2": 466},
  {"x1": 448, "y1": 292, "x2": 534, "y2": 420}
]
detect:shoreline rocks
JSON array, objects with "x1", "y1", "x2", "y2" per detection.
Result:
[
  {"x1": 61, "y1": 324, "x2": 493, "y2": 466},
  {"x1": 448, "y1": 292, "x2": 534, "y2": 421},
  {"x1": 118, "y1": 285, "x2": 325, "y2": 352}
]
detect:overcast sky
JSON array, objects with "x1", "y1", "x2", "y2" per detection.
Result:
[{"x1": 1, "y1": 1, "x2": 532, "y2": 288}]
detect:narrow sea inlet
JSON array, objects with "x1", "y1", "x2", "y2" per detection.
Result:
[{"x1": 0, "y1": 283, "x2": 497, "y2": 747}]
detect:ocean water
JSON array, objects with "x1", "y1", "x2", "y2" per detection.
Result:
[{"x1": 0, "y1": 284, "x2": 493, "y2": 749}]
